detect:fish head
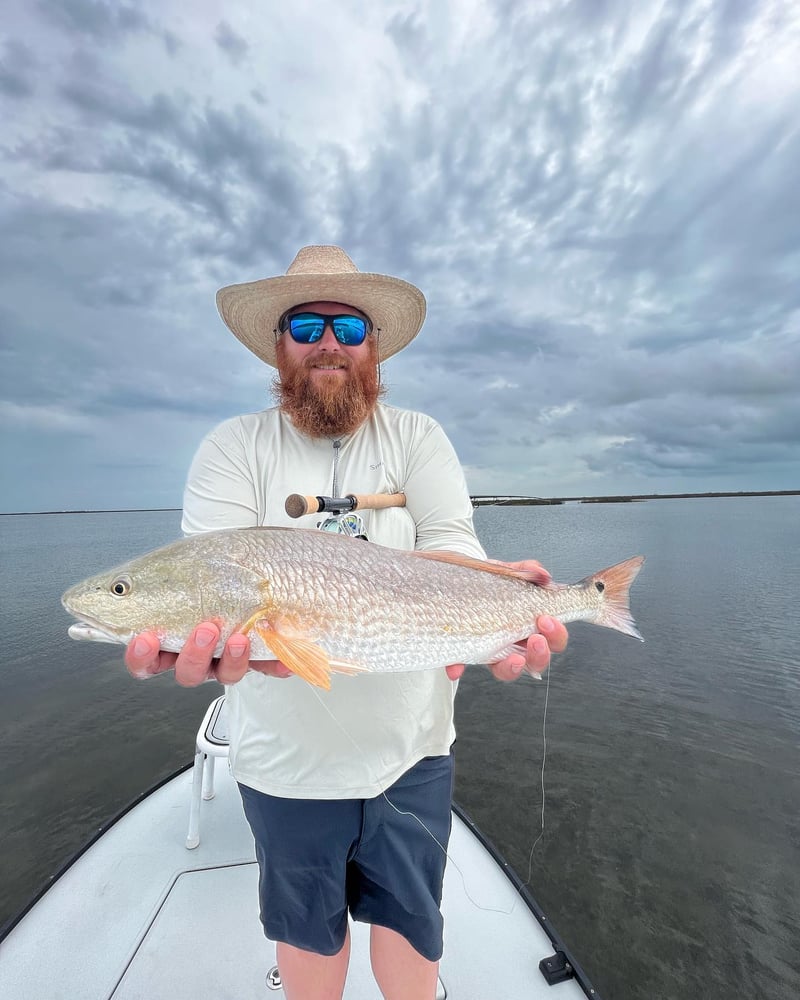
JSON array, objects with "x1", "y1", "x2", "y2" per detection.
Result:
[{"x1": 61, "y1": 540, "x2": 208, "y2": 648}]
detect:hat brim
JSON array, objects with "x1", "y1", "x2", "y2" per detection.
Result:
[{"x1": 216, "y1": 272, "x2": 426, "y2": 367}]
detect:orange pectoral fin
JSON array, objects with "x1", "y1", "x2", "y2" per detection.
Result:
[{"x1": 255, "y1": 624, "x2": 334, "y2": 690}]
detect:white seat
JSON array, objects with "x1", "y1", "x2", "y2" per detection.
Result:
[{"x1": 185, "y1": 695, "x2": 230, "y2": 849}]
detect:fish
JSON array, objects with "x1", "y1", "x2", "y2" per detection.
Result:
[{"x1": 62, "y1": 526, "x2": 644, "y2": 690}]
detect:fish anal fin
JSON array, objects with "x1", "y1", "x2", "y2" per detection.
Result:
[{"x1": 486, "y1": 642, "x2": 527, "y2": 663}]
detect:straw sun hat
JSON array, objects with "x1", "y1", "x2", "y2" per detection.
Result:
[{"x1": 216, "y1": 245, "x2": 427, "y2": 368}]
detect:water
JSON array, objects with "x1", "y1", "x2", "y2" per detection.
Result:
[{"x1": 1, "y1": 499, "x2": 798, "y2": 999}]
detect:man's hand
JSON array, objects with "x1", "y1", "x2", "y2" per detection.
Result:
[
  {"x1": 124, "y1": 623, "x2": 292, "y2": 687},
  {"x1": 445, "y1": 558, "x2": 569, "y2": 682},
  {"x1": 444, "y1": 615, "x2": 568, "y2": 682}
]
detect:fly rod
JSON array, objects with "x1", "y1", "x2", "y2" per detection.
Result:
[{"x1": 285, "y1": 492, "x2": 406, "y2": 519}]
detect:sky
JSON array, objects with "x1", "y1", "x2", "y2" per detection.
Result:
[{"x1": 1, "y1": 0, "x2": 799, "y2": 513}]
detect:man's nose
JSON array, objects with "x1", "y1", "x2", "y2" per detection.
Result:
[{"x1": 316, "y1": 324, "x2": 341, "y2": 349}]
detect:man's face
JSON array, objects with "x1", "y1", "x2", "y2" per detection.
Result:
[{"x1": 273, "y1": 301, "x2": 383, "y2": 438}]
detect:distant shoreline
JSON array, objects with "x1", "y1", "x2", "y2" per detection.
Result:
[
  {"x1": 470, "y1": 490, "x2": 799, "y2": 506},
  {"x1": 2, "y1": 508, "x2": 184, "y2": 516},
  {"x1": 3, "y1": 490, "x2": 798, "y2": 515}
]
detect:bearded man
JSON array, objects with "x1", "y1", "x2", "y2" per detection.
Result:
[{"x1": 126, "y1": 246, "x2": 567, "y2": 1000}]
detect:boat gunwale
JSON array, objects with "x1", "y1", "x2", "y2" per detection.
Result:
[
  {"x1": 0, "y1": 761, "x2": 195, "y2": 942},
  {"x1": 2, "y1": 765, "x2": 604, "y2": 1000},
  {"x1": 452, "y1": 799, "x2": 603, "y2": 999}
]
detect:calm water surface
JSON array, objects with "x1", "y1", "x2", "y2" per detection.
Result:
[{"x1": 1, "y1": 498, "x2": 798, "y2": 1000}]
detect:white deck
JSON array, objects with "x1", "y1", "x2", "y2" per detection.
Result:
[{"x1": 0, "y1": 732, "x2": 595, "y2": 998}]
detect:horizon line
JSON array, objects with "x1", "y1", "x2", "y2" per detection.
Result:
[{"x1": 3, "y1": 489, "x2": 798, "y2": 516}]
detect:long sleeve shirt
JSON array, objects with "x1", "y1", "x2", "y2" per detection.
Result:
[{"x1": 182, "y1": 402, "x2": 485, "y2": 799}]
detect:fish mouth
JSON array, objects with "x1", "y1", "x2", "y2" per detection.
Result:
[
  {"x1": 67, "y1": 622, "x2": 128, "y2": 645},
  {"x1": 64, "y1": 610, "x2": 132, "y2": 646}
]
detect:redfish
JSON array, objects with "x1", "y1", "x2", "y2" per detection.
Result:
[{"x1": 62, "y1": 527, "x2": 644, "y2": 689}]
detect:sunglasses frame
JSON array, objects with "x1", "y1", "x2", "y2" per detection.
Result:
[{"x1": 278, "y1": 311, "x2": 372, "y2": 346}]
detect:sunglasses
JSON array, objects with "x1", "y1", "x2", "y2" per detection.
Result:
[{"x1": 279, "y1": 312, "x2": 371, "y2": 346}]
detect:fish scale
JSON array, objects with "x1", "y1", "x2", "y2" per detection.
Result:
[{"x1": 62, "y1": 526, "x2": 644, "y2": 689}]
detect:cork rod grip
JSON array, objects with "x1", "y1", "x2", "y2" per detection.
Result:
[{"x1": 284, "y1": 492, "x2": 407, "y2": 518}]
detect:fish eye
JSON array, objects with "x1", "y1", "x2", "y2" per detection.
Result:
[{"x1": 110, "y1": 577, "x2": 132, "y2": 597}]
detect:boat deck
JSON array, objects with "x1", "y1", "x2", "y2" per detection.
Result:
[{"x1": 1, "y1": 727, "x2": 597, "y2": 998}]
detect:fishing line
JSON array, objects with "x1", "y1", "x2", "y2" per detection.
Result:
[
  {"x1": 307, "y1": 683, "x2": 513, "y2": 915},
  {"x1": 523, "y1": 660, "x2": 551, "y2": 887},
  {"x1": 308, "y1": 663, "x2": 553, "y2": 918}
]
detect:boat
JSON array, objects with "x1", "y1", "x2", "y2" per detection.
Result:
[{"x1": 0, "y1": 696, "x2": 603, "y2": 999}]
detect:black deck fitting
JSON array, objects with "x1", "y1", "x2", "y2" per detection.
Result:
[{"x1": 539, "y1": 950, "x2": 575, "y2": 986}]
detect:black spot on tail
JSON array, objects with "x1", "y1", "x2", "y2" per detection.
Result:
[{"x1": 595, "y1": 581, "x2": 605, "y2": 593}]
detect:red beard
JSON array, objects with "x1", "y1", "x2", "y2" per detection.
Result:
[{"x1": 272, "y1": 338, "x2": 384, "y2": 438}]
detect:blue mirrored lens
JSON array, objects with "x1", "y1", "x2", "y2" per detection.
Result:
[
  {"x1": 287, "y1": 314, "x2": 325, "y2": 343},
  {"x1": 331, "y1": 316, "x2": 367, "y2": 345}
]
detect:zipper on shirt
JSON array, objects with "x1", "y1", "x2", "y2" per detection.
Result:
[{"x1": 331, "y1": 438, "x2": 341, "y2": 496}]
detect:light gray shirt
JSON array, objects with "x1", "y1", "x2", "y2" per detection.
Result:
[{"x1": 182, "y1": 402, "x2": 485, "y2": 798}]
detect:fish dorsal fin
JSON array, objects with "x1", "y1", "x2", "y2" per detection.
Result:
[{"x1": 411, "y1": 549, "x2": 541, "y2": 582}]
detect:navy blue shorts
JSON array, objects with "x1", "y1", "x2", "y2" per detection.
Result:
[{"x1": 238, "y1": 753, "x2": 454, "y2": 962}]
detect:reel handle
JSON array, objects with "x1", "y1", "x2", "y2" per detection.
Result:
[{"x1": 285, "y1": 492, "x2": 407, "y2": 518}]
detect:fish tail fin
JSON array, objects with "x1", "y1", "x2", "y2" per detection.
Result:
[{"x1": 584, "y1": 556, "x2": 645, "y2": 641}]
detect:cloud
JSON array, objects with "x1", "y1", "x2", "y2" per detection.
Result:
[
  {"x1": 0, "y1": 400, "x2": 95, "y2": 433},
  {"x1": 1, "y1": 0, "x2": 799, "y2": 511},
  {"x1": 214, "y1": 20, "x2": 249, "y2": 64},
  {"x1": 37, "y1": 0, "x2": 150, "y2": 40},
  {"x1": 0, "y1": 39, "x2": 37, "y2": 98}
]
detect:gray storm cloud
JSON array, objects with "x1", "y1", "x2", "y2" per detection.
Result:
[{"x1": 1, "y1": 0, "x2": 798, "y2": 511}]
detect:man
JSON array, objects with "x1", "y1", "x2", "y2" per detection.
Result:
[{"x1": 126, "y1": 246, "x2": 567, "y2": 1000}]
